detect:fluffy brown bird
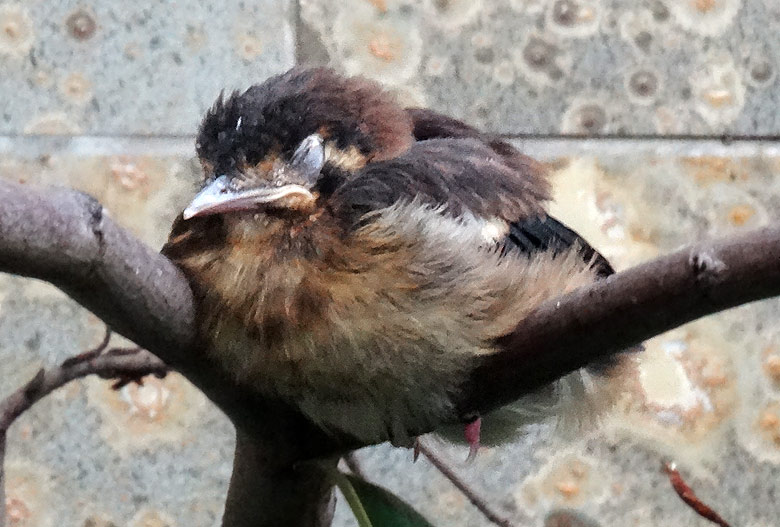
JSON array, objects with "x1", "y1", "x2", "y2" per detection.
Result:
[{"x1": 163, "y1": 67, "x2": 624, "y2": 453}]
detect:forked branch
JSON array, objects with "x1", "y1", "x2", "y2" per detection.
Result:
[
  {"x1": 0, "y1": 327, "x2": 167, "y2": 527},
  {"x1": 2, "y1": 179, "x2": 780, "y2": 526}
]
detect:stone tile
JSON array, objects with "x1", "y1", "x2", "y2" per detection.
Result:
[
  {"x1": 0, "y1": 0, "x2": 294, "y2": 136},
  {"x1": 2, "y1": 138, "x2": 780, "y2": 525},
  {"x1": 300, "y1": 0, "x2": 780, "y2": 136}
]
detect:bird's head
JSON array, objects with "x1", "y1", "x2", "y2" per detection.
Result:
[{"x1": 182, "y1": 67, "x2": 414, "y2": 220}]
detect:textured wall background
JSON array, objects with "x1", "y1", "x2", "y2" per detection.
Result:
[{"x1": 1, "y1": 1, "x2": 780, "y2": 526}]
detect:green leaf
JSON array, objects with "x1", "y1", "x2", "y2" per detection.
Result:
[{"x1": 335, "y1": 472, "x2": 436, "y2": 527}]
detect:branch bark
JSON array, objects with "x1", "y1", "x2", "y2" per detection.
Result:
[
  {"x1": 0, "y1": 180, "x2": 196, "y2": 363},
  {"x1": 462, "y1": 227, "x2": 780, "y2": 413},
  {"x1": 223, "y1": 431, "x2": 337, "y2": 527},
  {"x1": 2, "y1": 179, "x2": 780, "y2": 525}
]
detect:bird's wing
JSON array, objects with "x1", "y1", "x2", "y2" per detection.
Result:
[
  {"x1": 407, "y1": 108, "x2": 549, "y2": 198},
  {"x1": 403, "y1": 108, "x2": 616, "y2": 277},
  {"x1": 408, "y1": 109, "x2": 625, "y2": 404},
  {"x1": 331, "y1": 137, "x2": 549, "y2": 226}
]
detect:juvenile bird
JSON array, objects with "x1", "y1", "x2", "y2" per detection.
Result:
[{"x1": 163, "y1": 67, "x2": 625, "y2": 455}]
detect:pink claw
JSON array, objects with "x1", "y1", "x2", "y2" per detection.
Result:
[
  {"x1": 413, "y1": 439, "x2": 421, "y2": 463},
  {"x1": 464, "y1": 416, "x2": 482, "y2": 462}
]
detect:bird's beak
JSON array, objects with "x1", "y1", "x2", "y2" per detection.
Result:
[{"x1": 182, "y1": 175, "x2": 314, "y2": 220}]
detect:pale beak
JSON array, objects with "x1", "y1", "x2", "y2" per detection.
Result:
[{"x1": 182, "y1": 175, "x2": 314, "y2": 220}]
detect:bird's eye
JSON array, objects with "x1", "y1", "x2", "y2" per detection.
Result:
[{"x1": 290, "y1": 134, "x2": 325, "y2": 184}]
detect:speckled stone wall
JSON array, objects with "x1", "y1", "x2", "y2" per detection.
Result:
[
  {"x1": 1, "y1": 1, "x2": 780, "y2": 526},
  {"x1": 0, "y1": 1, "x2": 294, "y2": 135},
  {"x1": 300, "y1": 0, "x2": 780, "y2": 135}
]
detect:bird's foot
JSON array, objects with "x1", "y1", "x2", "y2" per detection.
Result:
[
  {"x1": 413, "y1": 438, "x2": 421, "y2": 462},
  {"x1": 464, "y1": 416, "x2": 482, "y2": 462}
]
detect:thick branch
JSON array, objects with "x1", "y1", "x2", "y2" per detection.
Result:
[
  {"x1": 223, "y1": 430, "x2": 337, "y2": 527},
  {"x1": 461, "y1": 226, "x2": 780, "y2": 413},
  {"x1": 0, "y1": 180, "x2": 196, "y2": 365}
]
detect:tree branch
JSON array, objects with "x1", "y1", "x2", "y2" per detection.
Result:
[
  {"x1": 0, "y1": 350, "x2": 167, "y2": 433},
  {"x1": 0, "y1": 331, "x2": 167, "y2": 527},
  {"x1": 416, "y1": 441, "x2": 514, "y2": 527},
  {"x1": 0, "y1": 180, "x2": 196, "y2": 364},
  {"x1": 0, "y1": 433, "x2": 5, "y2": 527},
  {"x1": 223, "y1": 430, "x2": 337, "y2": 527},
  {"x1": 663, "y1": 461, "x2": 732, "y2": 527},
  {"x1": 462, "y1": 226, "x2": 780, "y2": 414},
  {"x1": 3, "y1": 179, "x2": 780, "y2": 525}
]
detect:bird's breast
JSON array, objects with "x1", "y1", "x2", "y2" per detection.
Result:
[{"x1": 171, "y1": 203, "x2": 600, "y2": 443}]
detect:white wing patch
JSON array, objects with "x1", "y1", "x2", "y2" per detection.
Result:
[
  {"x1": 376, "y1": 199, "x2": 508, "y2": 246},
  {"x1": 480, "y1": 218, "x2": 509, "y2": 243}
]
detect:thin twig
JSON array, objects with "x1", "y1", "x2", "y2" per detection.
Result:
[
  {"x1": 0, "y1": 433, "x2": 5, "y2": 527},
  {"x1": 417, "y1": 440, "x2": 514, "y2": 527},
  {"x1": 343, "y1": 452, "x2": 369, "y2": 481},
  {"x1": 0, "y1": 330, "x2": 168, "y2": 527},
  {"x1": 0, "y1": 348, "x2": 167, "y2": 432},
  {"x1": 61, "y1": 326, "x2": 112, "y2": 368},
  {"x1": 663, "y1": 462, "x2": 731, "y2": 527}
]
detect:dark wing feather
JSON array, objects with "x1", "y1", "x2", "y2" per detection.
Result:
[
  {"x1": 406, "y1": 108, "x2": 614, "y2": 278},
  {"x1": 407, "y1": 108, "x2": 549, "y2": 198},
  {"x1": 407, "y1": 107, "x2": 486, "y2": 141},
  {"x1": 331, "y1": 138, "x2": 549, "y2": 227},
  {"x1": 507, "y1": 216, "x2": 615, "y2": 278}
]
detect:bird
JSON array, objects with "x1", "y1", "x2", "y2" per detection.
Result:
[{"x1": 162, "y1": 67, "x2": 628, "y2": 456}]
